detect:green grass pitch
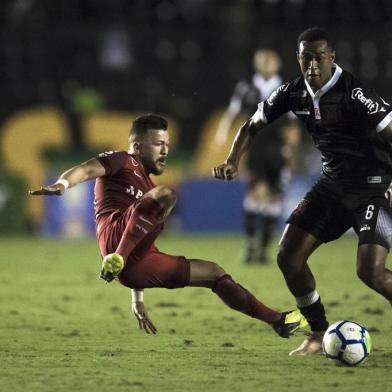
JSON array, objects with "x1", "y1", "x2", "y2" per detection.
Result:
[{"x1": 1, "y1": 234, "x2": 391, "y2": 392}]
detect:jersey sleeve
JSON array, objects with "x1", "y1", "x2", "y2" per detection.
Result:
[
  {"x1": 350, "y1": 81, "x2": 392, "y2": 133},
  {"x1": 95, "y1": 151, "x2": 129, "y2": 177},
  {"x1": 257, "y1": 82, "x2": 292, "y2": 124}
]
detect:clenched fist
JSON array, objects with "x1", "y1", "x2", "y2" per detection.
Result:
[{"x1": 212, "y1": 162, "x2": 238, "y2": 181}]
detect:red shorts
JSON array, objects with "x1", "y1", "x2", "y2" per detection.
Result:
[{"x1": 96, "y1": 206, "x2": 190, "y2": 289}]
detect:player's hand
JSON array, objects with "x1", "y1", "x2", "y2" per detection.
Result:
[
  {"x1": 132, "y1": 301, "x2": 157, "y2": 335},
  {"x1": 385, "y1": 182, "x2": 392, "y2": 208},
  {"x1": 212, "y1": 162, "x2": 238, "y2": 181},
  {"x1": 29, "y1": 183, "x2": 66, "y2": 196}
]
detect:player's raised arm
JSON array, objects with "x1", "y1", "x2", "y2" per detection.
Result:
[
  {"x1": 29, "y1": 157, "x2": 106, "y2": 196},
  {"x1": 212, "y1": 111, "x2": 266, "y2": 181}
]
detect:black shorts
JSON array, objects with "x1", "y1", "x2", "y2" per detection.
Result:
[{"x1": 287, "y1": 175, "x2": 392, "y2": 249}]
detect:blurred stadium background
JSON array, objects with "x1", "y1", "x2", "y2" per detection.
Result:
[
  {"x1": 0, "y1": 0, "x2": 391, "y2": 236},
  {"x1": 2, "y1": 3, "x2": 392, "y2": 391}
]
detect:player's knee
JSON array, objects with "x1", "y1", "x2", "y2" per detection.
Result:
[
  {"x1": 150, "y1": 186, "x2": 177, "y2": 210},
  {"x1": 209, "y1": 262, "x2": 226, "y2": 281},
  {"x1": 277, "y1": 247, "x2": 301, "y2": 276},
  {"x1": 277, "y1": 250, "x2": 287, "y2": 271}
]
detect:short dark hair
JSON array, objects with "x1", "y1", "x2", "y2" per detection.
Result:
[
  {"x1": 130, "y1": 114, "x2": 168, "y2": 138},
  {"x1": 297, "y1": 27, "x2": 334, "y2": 50}
]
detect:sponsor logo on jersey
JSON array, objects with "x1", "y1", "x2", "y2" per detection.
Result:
[
  {"x1": 136, "y1": 224, "x2": 148, "y2": 234},
  {"x1": 360, "y1": 224, "x2": 371, "y2": 232},
  {"x1": 267, "y1": 83, "x2": 289, "y2": 106},
  {"x1": 98, "y1": 150, "x2": 117, "y2": 157},
  {"x1": 126, "y1": 186, "x2": 143, "y2": 199},
  {"x1": 351, "y1": 88, "x2": 385, "y2": 114},
  {"x1": 139, "y1": 216, "x2": 154, "y2": 226}
]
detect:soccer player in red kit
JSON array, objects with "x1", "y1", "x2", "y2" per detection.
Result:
[{"x1": 30, "y1": 114, "x2": 307, "y2": 336}]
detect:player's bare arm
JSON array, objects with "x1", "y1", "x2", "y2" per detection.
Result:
[
  {"x1": 212, "y1": 112, "x2": 266, "y2": 181},
  {"x1": 379, "y1": 119, "x2": 392, "y2": 207},
  {"x1": 29, "y1": 158, "x2": 106, "y2": 196}
]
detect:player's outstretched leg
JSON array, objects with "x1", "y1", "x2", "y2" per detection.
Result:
[
  {"x1": 189, "y1": 259, "x2": 308, "y2": 338},
  {"x1": 100, "y1": 186, "x2": 176, "y2": 282}
]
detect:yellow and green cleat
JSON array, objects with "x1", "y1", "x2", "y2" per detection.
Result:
[
  {"x1": 272, "y1": 309, "x2": 309, "y2": 338},
  {"x1": 100, "y1": 253, "x2": 124, "y2": 283}
]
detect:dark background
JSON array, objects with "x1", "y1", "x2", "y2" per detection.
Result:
[{"x1": 1, "y1": 0, "x2": 392, "y2": 152}]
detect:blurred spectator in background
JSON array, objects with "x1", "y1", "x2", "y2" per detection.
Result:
[{"x1": 215, "y1": 49, "x2": 301, "y2": 263}]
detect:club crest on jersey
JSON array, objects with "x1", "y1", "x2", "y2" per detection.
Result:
[
  {"x1": 126, "y1": 185, "x2": 143, "y2": 199},
  {"x1": 351, "y1": 88, "x2": 385, "y2": 114}
]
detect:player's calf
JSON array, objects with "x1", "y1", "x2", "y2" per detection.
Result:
[
  {"x1": 356, "y1": 244, "x2": 392, "y2": 300},
  {"x1": 212, "y1": 274, "x2": 309, "y2": 336},
  {"x1": 357, "y1": 266, "x2": 385, "y2": 295},
  {"x1": 189, "y1": 260, "x2": 309, "y2": 336},
  {"x1": 113, "y1": 197, "x2": 166, "y2": 269}
]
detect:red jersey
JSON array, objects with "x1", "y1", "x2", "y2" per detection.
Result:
[{"x1": 94, "y1": 151, "x2": 155, "y2": 220}]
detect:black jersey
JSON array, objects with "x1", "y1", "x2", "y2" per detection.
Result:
[{"x1": 257, "y1": 64, "x2": 392, "y2": 183}]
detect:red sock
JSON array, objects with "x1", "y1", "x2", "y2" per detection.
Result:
[
  {"x1": 212, "y1": 275, "x2": 281, "y2": 324},
  {"x1": 115, "y1": 197, "x2": 164, "y2": 262}
]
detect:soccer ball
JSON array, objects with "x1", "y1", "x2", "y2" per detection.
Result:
[{"x1": 322, "y1": 320, "x2": 371, "y2": 366}]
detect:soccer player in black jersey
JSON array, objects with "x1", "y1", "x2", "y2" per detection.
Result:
[{"x1": 213, "y1": 27, "x2": 392, "y2": 355}]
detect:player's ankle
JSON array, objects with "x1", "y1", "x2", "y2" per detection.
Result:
[
  {"x1": 309, "y1": 330, "x2": 326, "y2": 337},
  {"x1": 297, "y1": 296, "x2": 329, "y2": 331}
]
